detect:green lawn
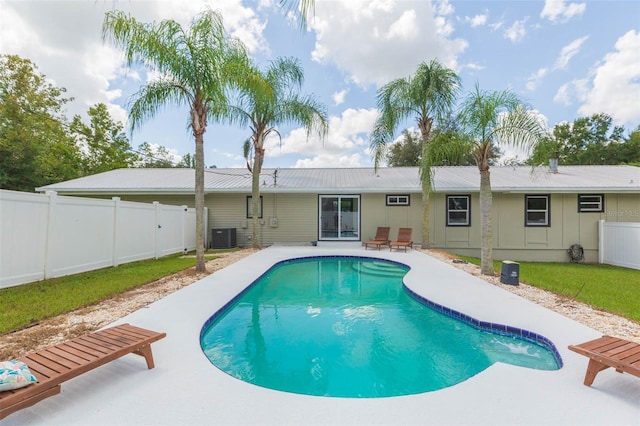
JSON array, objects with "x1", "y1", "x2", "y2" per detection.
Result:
[
  {"x1": 0, "y1": 250, "x2": 235, "y2": 334},
  {"x1": 459, "y1": 256, "x2": 640, "y2": 323}
]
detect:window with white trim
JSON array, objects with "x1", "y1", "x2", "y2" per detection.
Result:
[
  {"x1": 578, "y1": 194, "x2": 604, "y2": 212},
  {"x1": 525, "y1": 195, "x2": 550, "y2": 226},
  {"x1": 386, "y1": 194, "x2": 410, "y2": 206},
  {"x1": 446, "y1": 195, "x2": 470, "y2": 226}
]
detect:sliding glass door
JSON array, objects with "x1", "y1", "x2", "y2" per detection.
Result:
[{"x1": 319, "y1": 195, "x2": 360, "y2": 240}]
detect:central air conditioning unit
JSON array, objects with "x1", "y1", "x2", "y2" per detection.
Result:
[{"x1": 211, "y1": 228, "x2": 237, "y2": 249}]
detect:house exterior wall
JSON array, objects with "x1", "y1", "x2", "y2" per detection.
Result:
[
  {"x1": 62, "y1": 189, "x2": 636, "y2": 260},
  {"x1": 360, "y1": 193, "x2": 423, "y2": 245},
  {"x1": 431, "y1": 192, "x2": 640, "y2": 262},
  {"x1": 206, "y1": 193, "x2": 318, "y2": 246},
  {"x1": 205, "y1": 192, "x2": 425, "y2": 247}
]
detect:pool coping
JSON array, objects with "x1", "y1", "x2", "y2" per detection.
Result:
[{"x1": 4, "y1": 246, "x2": 639, "y2": 425}]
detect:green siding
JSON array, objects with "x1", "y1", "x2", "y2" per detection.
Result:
[{"x1": 433, "y1": 192, "x2": 640, "y2": 262}]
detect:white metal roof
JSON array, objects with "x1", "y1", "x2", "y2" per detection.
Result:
[{"x1": 36, "y1": 165, "x2": 640, "y2": 194}]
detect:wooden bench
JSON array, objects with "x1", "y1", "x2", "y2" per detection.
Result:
[
  {"x1": 568, "y1": 335, "x2": 640, "y2": 386},
  {"x1": 0, "y1": 323, "x2": 166, "y2": 420}
]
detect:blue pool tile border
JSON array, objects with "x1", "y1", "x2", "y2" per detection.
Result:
[
  {"x1": 200, "y1": 254, "x2": 563, "y2": 369},
  {"x1": 404, "y1": 286, "x2": 564, "y2": 368}
]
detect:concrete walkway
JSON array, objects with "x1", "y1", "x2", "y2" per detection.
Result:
[{"x1": 5, "y1": 247, "x2": 639, "y2": 425}]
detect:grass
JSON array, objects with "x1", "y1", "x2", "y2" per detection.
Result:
[
  {"x1": 458, "y1": 256, "x2": 640, "y2": 323},
  {"x1": 0, "y1": 250, "x2": 236, "y2": 334}
]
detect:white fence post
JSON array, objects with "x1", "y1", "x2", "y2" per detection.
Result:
[
  {"x1": 112, "y1": 197, "x2": 121, "y2": 267},
  {"x1": 598, "y1": 219, "x2": 604, "y2": 264},
  {"x1": 182, "y1": 205, "x2": 188, "y2": 253},
  {"x1": 154, "y1": 201, "x2": 161, "y2": 260},
  {"x1": 43, "y1": 191, "x2": 57, "y2": 279}
]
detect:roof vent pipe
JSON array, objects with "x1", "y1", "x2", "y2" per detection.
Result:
[{"x1": 549, "y1": 156, "x2": 559, "y2": 174}]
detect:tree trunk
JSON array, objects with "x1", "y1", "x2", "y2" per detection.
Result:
[
  {"x1": 421, "y1": 181, "x2": 430, "y2": 248},
  {"x1": 479, "y1": 168, "x2": 493, "y2": 276},
  {"x1": 251, "y1": 145, "x2": 264, "y2": 249},
  {"x1": 194, "y1": 132, "x2": 206, "y2": 272},
  {"x1": 192, "y1": 105, "x2": 207, "y2": 273},
  {"x1": 419, "y1": 122, "x2": 432, "y2": 248}
]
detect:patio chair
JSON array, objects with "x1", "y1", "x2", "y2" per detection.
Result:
[
  {"x1": 389, "y1": 228, "x2": 413, "y2": 252},
  {"x1": 363, "y1": 226, "x2": 390, "y2": 250},
  {"x1": 0, "y1": 323, "x2": 166, "y2": 420},
  {"x1": 568, "y1": 335, "x2": 640, "y2": 386}
]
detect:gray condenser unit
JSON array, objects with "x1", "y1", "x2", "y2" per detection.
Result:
[{"x1": 211, "y1": 228, "x2": 237, "y2": 249}]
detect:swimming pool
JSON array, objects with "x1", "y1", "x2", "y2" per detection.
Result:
[{"x1": 200, "y1": 256, "x2": 561, "y2": 398}]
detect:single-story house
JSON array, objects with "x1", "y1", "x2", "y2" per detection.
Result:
[{"x1": 37, "y1": 165, "x2": 640, "y2": 262}]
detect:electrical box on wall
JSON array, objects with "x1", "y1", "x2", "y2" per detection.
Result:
[{"x1": 269, "y1": 217, "x2": 278, "y2": 228}]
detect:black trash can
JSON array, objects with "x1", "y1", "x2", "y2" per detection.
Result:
[{"x1": 500, "y1": 261, "x2": 520, "y2": 285}]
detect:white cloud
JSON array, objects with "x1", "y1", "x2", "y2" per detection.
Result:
[
  {"x1": 504, "y1": 19, "x2": 528, "y2": 43},
  {"x1": 293, "y1": 153, "x2": 363, "y2": 168},
  {"x1": 464, "y1": 14, "x2": 488, "y2": 28},
  {"x1": 525, "y1": 36, "x2": 587, "y2": 92},
  {"x1": 554, "y1": 36, "x2": 589, "y2": 69},
  {"x1": 554, "y1": 78, "x2": 590, "y2": 105},
  {"x1": 309, "y1": 1, "x2": 467, "y2": 86},
  {"x1": 435, "y1": 0, "x2": 455, "y2": 16},
  {"x1": 0, "y1": 0, "x2": 268, "y2": 125},
  {"x1": 526, "y1": 68, "x2": 549, "y2": 91},
  {"x1": 540, "y1": 0, "x2": 586, "y2": 23},
  {"x1": 385, "y1": 10, "x2": 419, "y2": 41},
  {"x1": 578, "y1": 30, "x2": 640, "y2": 126},
  {"x1": 554, "y1": 83, "x2": 573, "y2": 105},
  {"x1": 264, "y1": 108, "x2": 379, "y2": 165},
  {"x1": 463, "y1": 63, "x2": 485, "y2": 72},
  {"x1": 332, "y1": 89, "x2": 348, "y2": 105}
]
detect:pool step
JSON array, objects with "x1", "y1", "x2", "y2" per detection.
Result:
[{"x1": 352, "y1": 261, "x2": 407, "y2": 278}]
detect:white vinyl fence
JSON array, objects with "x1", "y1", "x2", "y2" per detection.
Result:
[
  {"x1": 599, "y1": 220, "x2": 640, "y2": 270},
  {"x1": 0, "y1": 190, "x2": 206, "y2": 289}
]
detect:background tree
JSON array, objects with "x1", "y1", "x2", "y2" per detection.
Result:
[
  {"x1": 0, "y1": 55, "x2": 81, "y2": 191},
  {"x1": 227, "y1": 57, "x2": 328, "y2": 248},
  {"x1": 370, "y1": 60, "x2": 461, "y2": 247},
  {"x1": 136, "y1": 142, "x2": 177, "y2": 168},
  {"x1": 458, "y1": 84, "x2": 547, "y2": 275},
  {"x1": 387, "y1": 129, "x2": 421, "y2": 167},
  {"x1": 103, "y1": 9, "x2": 252, "y2": 272},
  {"x1": 387, "y1": 124, "x2": 502, "y2": 168},
  {"x1": 176, "y1": 153, "x2": 196, "y2": 168},
  {"x1": 620, "y1": 125, "x2": 640, "y2": 166},
  {"x1": 70, "y1": 103, "x2": 136, "y2": 175},
  {"x1": 528, "y1": 114, "x2": 638, "y2": 165}
]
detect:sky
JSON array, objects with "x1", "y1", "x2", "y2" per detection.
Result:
[{"x1": 1, "y1": 0, "x2": 639, "y2": 169}]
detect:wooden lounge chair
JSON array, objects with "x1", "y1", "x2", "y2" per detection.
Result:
[
  {"x1": 0, "y1": 323, "x2": 166, "y2": 420},
  {"x1": 363, "y1": 226, "x2": 390, "y2": 250},
  {"x1": 389, "y1": 228, "x2": 413, "y2": 252},
  {"x1": 568, "y1": 335, "x2": 640, "y2": 386}
]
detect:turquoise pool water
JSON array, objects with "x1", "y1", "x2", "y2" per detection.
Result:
[{"x1": 200, "y1": 256, "x2": 561, "y2": 398}]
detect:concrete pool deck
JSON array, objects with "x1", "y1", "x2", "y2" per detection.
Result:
[{"x1": 5, "y1": 246, "x2": 639, "y2": 425}]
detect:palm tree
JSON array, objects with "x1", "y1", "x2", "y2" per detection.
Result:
[
  {"x1": 370, "y1": 59, "x2": 461, "y2": 247},
  {"x1": 458, "y1": 83, "x2": 547, "y2": 275},
  {"x1": 279, "y1": 0, "x2": 316, "y2": 28},
  {"x1": 226, "y1": 57, "x2": 328, "y2": 248},
  {"x1": 102, "y1": 10, "x2": 251, "y2": 272}
]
